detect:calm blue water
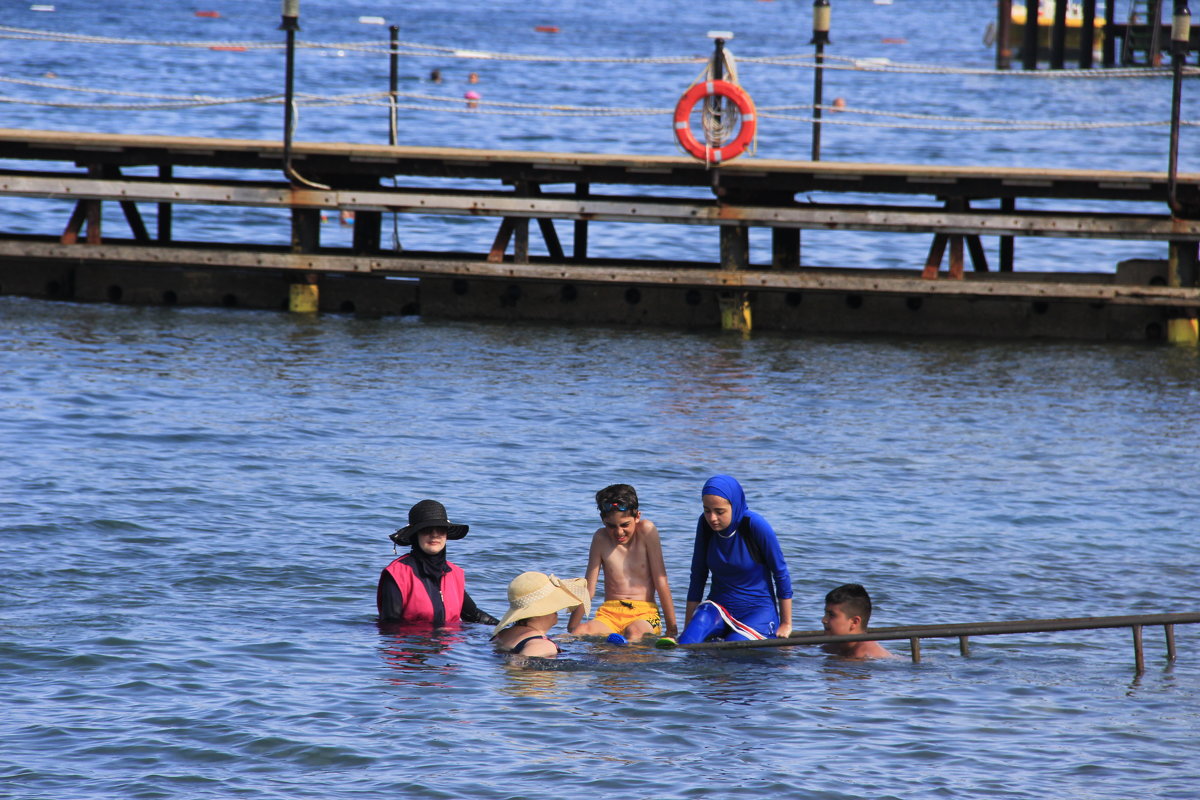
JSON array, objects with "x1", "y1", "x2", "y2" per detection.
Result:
[
  {"x1": 3, "y1": 3, "x2": 1200, "y2": 798},
  {"x1": 2, "y1": 298, "x2": 1200, "y2": 799}
]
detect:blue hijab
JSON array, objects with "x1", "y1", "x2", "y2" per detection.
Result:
[{"x1": 701, "y1": 474, "x2": 748, "y2": 536}]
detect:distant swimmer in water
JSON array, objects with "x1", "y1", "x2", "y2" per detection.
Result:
[
  {"x1": 821, "y1": 583, "x2": 893, "y2": 659},
  {"x1": 376, "y1": 499, "x2": 498, "y2": 627},
  {"x1": 567, "y1": 483, "x2": 678, "y2": 643},
  {"x1": 678, "y1": 475, "x2": 793, "y2": 643},
  {"x1": 492, "y1": 572, "x2": 589, "y2": 657}
]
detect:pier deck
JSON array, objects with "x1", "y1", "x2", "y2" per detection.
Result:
[{"x1": 0, "y1": 128, "x2": 1197, "y2": 341}]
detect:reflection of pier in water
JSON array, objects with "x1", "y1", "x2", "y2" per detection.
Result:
[
  {"x1": 1, "y1": 128, "x2": 1198, "y2": 342},
  {"x1": 683, "y1": 610, "x2": 1200, "y2": 673}
]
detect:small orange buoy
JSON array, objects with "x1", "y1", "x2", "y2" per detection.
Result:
[
  {"x1": 209, "y1": 45, "x2": 246, "y2": 52},
  {"x1": 534, "y1": 25, "x2": 559, "y2": 33},
  {"x1": 195, "y1": 10, "x2": 220, "y2": 18},
  {"x1": 881, "y1": 37, "x2": 907, "y2": 44}
]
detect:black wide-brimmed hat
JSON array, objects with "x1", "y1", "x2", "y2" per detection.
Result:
[{"x1": 389, "y1": 499, "x2": 469, "y2": 546}]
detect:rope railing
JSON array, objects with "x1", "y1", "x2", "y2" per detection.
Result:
[
  {"x1": 1, "y1": 24, "x2": 1197, "y2": 78},
  {"x1": 2, "y1": 81, "x2": 1193, "y2": 130}
]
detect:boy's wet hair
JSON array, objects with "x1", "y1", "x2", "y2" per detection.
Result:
[
  {"x1": 596, "y1": 484, "x2": 639, "y2": 515},
  {"x1": 825, "y1": 583, "x2": 873, "y2": 625}
]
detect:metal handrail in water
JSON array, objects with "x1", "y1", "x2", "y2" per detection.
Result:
[{"x1": 682, "y1": 611, "x2": 1200, "y2": 672}]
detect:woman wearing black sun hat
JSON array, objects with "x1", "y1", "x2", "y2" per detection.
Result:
[{"x1": 376, "y1": 499, "x2": 498, "y2": 626}]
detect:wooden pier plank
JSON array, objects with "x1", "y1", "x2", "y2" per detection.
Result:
[
  {"x1": 2, "y1": 173, "x2": 1199, "y2": 241},
  {"x1": 2, "y1": 240, "x2": 1197, "y2": 309}
]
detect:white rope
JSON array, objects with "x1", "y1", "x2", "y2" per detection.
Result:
[
  {"x1": 760, "y1": 111, "x2": 1198, "y2": 131},
  {"x1": 0, "y1": 24, "x2": 281, "y2": 50},
  {"x1": 0, "y1": 75, "x2": 270, "y2": 102},
  {"x1": 749, "y1": 53, "x2": 1200, "y2": 79},
  {"x1": 3, "y1": 23, "x2": 1191, "y2": 78},
  {"x1": 0, "y1": 94, "x2": 281, "y2": 110}
]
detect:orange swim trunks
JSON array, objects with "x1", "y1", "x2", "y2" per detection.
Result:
[{"x1": 593, "y1": 599, "x2": 661, "y2": 636}]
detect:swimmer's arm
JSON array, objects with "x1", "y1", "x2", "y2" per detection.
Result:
[
  {"x1": 568, "y1": 530, "x2": 604, "y2": 632},
  {"x1": 776, "y1": 597, "x2": 792, "y2": 638},
  {"x1": 643, "y1": 522, "x2": 678, "y2": 638}
]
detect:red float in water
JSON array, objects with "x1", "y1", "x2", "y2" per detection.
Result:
[
  {"x1": 534, "y1": 25, "x2": 559, "y2": 33},
  {"x1": 881, "y1": 37, "x2": 907, "y2": 44},
  {"x1": 209, "y1": 45, "x2": 246, "y2": 52},
  {"x1": 195, "y1": 10, "x2": 220, "y2": 18}
]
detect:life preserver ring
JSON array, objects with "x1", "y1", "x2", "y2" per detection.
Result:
[{"x1": 673, "y1": 79, "x2": 756, "y2": 164}]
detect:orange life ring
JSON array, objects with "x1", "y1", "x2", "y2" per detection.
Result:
[{"x1": 673, "y1": 79, "x2": 756, "y2": 164}]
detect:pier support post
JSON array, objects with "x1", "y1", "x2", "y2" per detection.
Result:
[
  {"x1": 289, "y1": 272, "x2": 319, "y2": 313},
  {"x1": 573, "y1": 183, "x2": 589, "y2": 261},
  {"x1": 996, "y1": 0, "x2": 1013, "y2": 69},
  {"x1": 719, "y1": 225, "x2": 751, "y2": 333},
  {"x1": 1000, "y1": 198, "x2": 1015, "y2": 271},
  {"x1": 1167, "y1": 239, "x2": 1199, "y2": 344},
  {"x1": 157, "y1": 165, "x2": 173, "y2": 243},
  {"x1": 1103, "y1": 0, "x2": 1117, "y2": 66},
  {"x1": 1051, "y1": 0, "x2": 1069, "y2": 68},
  {"x1": 1022, "y1": 0, "x2": 1040, "y2": 68},
  {"x1": 291, "y1": 208, "x2": 320, "y2": 253},
  {"x1": 1080, "y1": 0, "x2": 1098, "y2": 68}
]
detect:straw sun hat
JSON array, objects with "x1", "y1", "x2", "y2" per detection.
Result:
[{"x1": 492, "y1": 572, "x2": 590, "y2": 636}]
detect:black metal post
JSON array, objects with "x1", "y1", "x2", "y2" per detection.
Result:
[
  {"x1": 281, "y1": 0, "x2": 299, "y2": 181},
  {"x1": 1168, "y1": 1, "x2": 1190, "y2": 216},
  {"x1": 811, "y1": 0, "x2": 830, "y2": 161},
  {"x1": 279, "y1": 1, "x2": 327, "y2": 190},
  {"x1": 389, "y1": 25, "x2": 399, "y2": 146}
]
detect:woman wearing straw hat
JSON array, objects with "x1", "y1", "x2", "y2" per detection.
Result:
[
  {"x1": 376, "y1": 499, "x2": 498, "y2": 627},
  {"x1": 492, "y1": 572, "x2": 590, "y2": 657}
]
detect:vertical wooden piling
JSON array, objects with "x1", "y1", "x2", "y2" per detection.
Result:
[
  {"x1": 1080, "y1": 0, "x2": 1098, "y2": 68},
  {"x1": 910, "y1": 637, "x2": 921, "y2": 663},
  {"x1": 1103, "y1": 0, "x2": 1117, "y2": 66},
  {"x1": 1051, "y1": 0, "x2": 1070, "y2": 68},
  {"x1": 959, "y1": 635, "x2": 970, "y2": 656},
  {"x1": 719, "y1": 225, "x2": 751, "y2": 333},
  {"x1": 290, "y1": 208, "x2": 320, "y2": 253},
  {"x1": 772, "y1": 228, "x2": 801, "y2": 269},
  {"x1": 1132, "y1": 624, "x2": 1145, "y2": 673},
  {"x1": 1165, "y1": 624, "x2": 1177, "y2": 661},
  {"x1": 573, "y1": 183, "x2": 589, "y2": 260},
  {"x1": 997, "y1": 0, "x2": 1014, "y2": 69},
  {"x1": 157, "y1": 164, "x2": 172, "y2": 243},
  {"x1": 1000, "y1": 198, "x2": 1015, "y2": 271},
  {"x1": 1150, "y1": 0, "x2": 1165, "y2": 67},
  {"x1": 1023, "y1": 0, "x2": 1040, "y2": 68},
  {"x1": 1167, "y1": 240, "x2": 1199, "y2": 344}
]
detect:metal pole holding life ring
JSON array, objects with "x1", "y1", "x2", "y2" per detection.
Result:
[{"x1": 673, "y1": 79, "x2": 757, "y2": 165}]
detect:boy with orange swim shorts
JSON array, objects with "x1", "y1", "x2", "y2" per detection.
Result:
[{"x1": 568, "y1": 484, "x2": 678, "y2": 642}]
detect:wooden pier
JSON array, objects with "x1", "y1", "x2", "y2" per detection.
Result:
[{"x1": 0, "y1": 128, "x2": 1198, "y2": 341}]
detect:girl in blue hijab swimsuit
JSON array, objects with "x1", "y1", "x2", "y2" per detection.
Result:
[{"x1": 678, "y1": 475, "x2": 794, "y2": 643}]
